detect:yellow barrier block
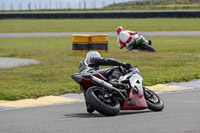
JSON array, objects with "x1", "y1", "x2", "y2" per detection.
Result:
[
  {"x1": 72, "y1": 34, "x2": 90, "y2": 44},
  {"x1": 72, "y1": 34, "x2": 108, "y2": 54},
  {"x1": 90, "y1": 34, "x2": 108, "y2": 43}
]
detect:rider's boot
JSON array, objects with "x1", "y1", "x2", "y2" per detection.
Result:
[
  {"x1": 84, "y1": 91, "x2": 95, "y2": 113},
  {"x1": 148, "y1": 40, "x2": 152, "y2": 45},
  {"x1": 86, "y1": 102, "x2": 95, "y2": 113}
]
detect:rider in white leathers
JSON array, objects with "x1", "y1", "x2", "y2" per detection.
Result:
[{"x1": 116, "y1": 26, "x2": 155, "y2": 52}]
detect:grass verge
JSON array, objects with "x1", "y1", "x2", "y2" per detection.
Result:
[
  {"x1": 0, "y1": 18, "x2": 200, "y2": 33},
  {"x1": 0, "y1": 36, "x2": 200, "y2": 100}
]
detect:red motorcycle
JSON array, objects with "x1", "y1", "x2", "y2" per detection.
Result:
[{"x1": 71, "y1": 66, "x2": 164, "y2": 116}]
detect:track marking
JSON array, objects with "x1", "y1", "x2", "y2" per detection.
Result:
[{"x1": 147, "y1": 84, "x2": 194, "y2": 93}]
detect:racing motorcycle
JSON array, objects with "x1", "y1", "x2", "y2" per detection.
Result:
[{"x1": 71, "y1": 66, "x2": 164, "y2": 116}]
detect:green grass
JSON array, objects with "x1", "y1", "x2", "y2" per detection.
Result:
[
  {"x1": 0, "y1": 36, "x2": 200, "y2": 100},
  {"x1": 0, "y1": 18, "x2": 200, "y2": 33}
]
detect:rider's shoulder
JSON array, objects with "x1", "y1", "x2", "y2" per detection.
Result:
[{"x1": 119, "y1": 31, "x2": 129, "y2": 36}]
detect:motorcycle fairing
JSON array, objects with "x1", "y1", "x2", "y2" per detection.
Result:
[
  {"x1": 121, "y1": 73, "x2": 148, "y2": 110},
  {"x1": 121, "y1": 88, "x2": 148, "y2": 110}
]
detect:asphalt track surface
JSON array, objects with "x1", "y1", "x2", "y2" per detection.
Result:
[
  {"x1": 0, "y1": 31, "x2": 200, "y2": 37},
  {"x1": 0, "y1": 87, "x2": 200, "y2": 133},
  {"x1": 0, "y1": 57, "x2": 39, "y2": 69}
]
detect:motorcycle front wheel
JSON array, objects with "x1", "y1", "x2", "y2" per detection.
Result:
[
  {"x1": 86, "y1": 86, "x2": 120, "y2": 116},
  {"x1": 144, "y1": 87, "x2": 164, "y2": 111}
]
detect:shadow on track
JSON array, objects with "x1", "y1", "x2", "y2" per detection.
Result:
[
  {"x1": 119, "y1": 110, "x2": 152, "y2": 116},
  {"x1": 64, "y1": 110, "x2": 152, "y2": 118},
  {"x1": 64, "y1": 113, "x2": 104, "y2": 118}
]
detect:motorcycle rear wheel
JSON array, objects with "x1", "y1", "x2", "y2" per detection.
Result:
[
  {"x1": 86, "y1": 86, "x2": 120, "y2": 116},
  {"x1": 140, "y1": 43, "x2": 156, "y2": 52},
  {"x1": 144, "y1": 87, "x2": 164, "y2": 111}
]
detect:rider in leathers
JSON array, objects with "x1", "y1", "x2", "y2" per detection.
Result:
[
  {"x1": 78, "y1": 51, "x2": 131, "y2": 113},
  {"x1": 116, "y1": 26, "x2": 155, "y2": 52}
]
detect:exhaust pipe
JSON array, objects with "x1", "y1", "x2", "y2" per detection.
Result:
[{"x1": 89, "y1": 75, "x2": 126, "y2": 100}]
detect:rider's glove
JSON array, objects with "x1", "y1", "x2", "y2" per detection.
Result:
[{"x1": 123, "y1": 63, "x2": 131, "y2": 70}]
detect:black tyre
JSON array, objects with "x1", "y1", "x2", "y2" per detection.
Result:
[
  {"x1": 144, "y1": 87, "x2": 164, "y2": 111},
  {"x1": 86, "y1": 86, "x2": 120, "y2": 116}
]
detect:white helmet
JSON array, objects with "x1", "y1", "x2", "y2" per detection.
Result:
[
  {"x1": 119, "y1": 31, "x2": 130, "y2": 43},
  {"x1": 86, "y1": 51, "x2": 101, "y2": 60}
]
